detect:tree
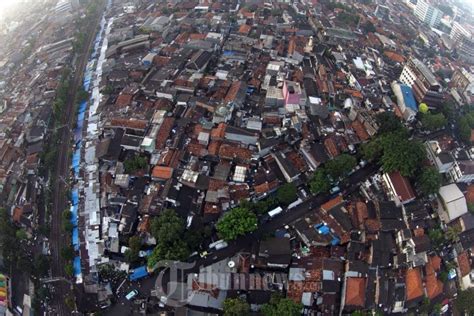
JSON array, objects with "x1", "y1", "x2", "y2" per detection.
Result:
[
  {"x1": 361, "y1": 140, "x2": 383, "y2": 161},
  {"x1": 420, "y1": 112, "x2": 447, "y2": 131},
  {"x1": 261, "y1": 296, "x2": 303, "y2": 316},
  {"x1": 376, "y1": 112, "x2": 404, "y2": 135},
  {"x1": 65, "y1": 263, "x2": 74, "y2": 277},
  {"x1": 468, "y1": 202, "x2": 474, "y2": 214},
  {"x1": 148, "y1": 209, "x2": 190, "y2": 268},
  {"x1": 124, "y1": 155, "x2": 148, "y2": 173},
  {"x1": 325, "y1": 154, "x2": 357, "y2": 180},
  {"x1": 428, "y1": 228, "x2": 445, "y2": 248},
  {"x1": 34, "y1": 255, "x2": 50, "y2": 278},
  {"x1": 446, "y1": 226, "x2": 461, "y2": 243},
  {"x1": 459, "y1": 116, "x2": 472, "y2": 143},
  {"x1": 418, "y1": 167, "x2": 441, "y2": 196},
  {"x1": 216, "y1": 206, "x2": 258, "y2": 241},
  {"x1": 125, "y1": 236, "x2": 141, "y2": 264},
  {"x1": 16, "y1": 229, "x2": 28, "y2": 240},
  {"x1": 61, "y1": 246, "x2": 75, "y2": 261},
  {"x1": 276, "y1": 183, "x2": 297, "y2": 206},
  {"x1": 379, "y1": 132, "x2": 425, "y2": 177},
  {"x1": 64, "y1": 296, "x2": 75, "y2": 310},
  {"x1": 455, "y1": 288, "x2": 474, "y2": 315},
  {"x1": 223, "y1": 298, "x2": 250, "y2": 316},
  {"x1": 309, "y1": 169, "x2": 331, "y2": 194}
]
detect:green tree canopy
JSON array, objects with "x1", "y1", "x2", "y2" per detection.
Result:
[
  {"x1": 216, "y1": 206, "x2": 258, "y2": 241},
  {"x1": 261, "y1": 295, "x2": 302, "y2": 316},
  {"x1": 148, "y1": 209, "x2": 189, "y2": 268},
  {"x1": 124, "y1": 155, "x2": 148, "y2": 173},
  {"x1": 418, "y1": 166, "x2": 441, "y2": 196},
  {"x1": 309, "y1": 169, "x2": 331, "y2": 194},
  {"x1": 276, "y1": 183, "x2": 297, "y2": 206},
  {"x1": 325, "y1": 154, "x2": 357, "y2": 180},
  {"x1": 455, "y1": 288, "x2": 474, "y2": 314},
  {"x1": 125, "y1": 236, "x2": 141, "y2": 264},
  {"x1": 420, "y1": 112, "x2": 447, "y2": 131},
  {"x1": 378, "y1": 131, "x2": 425, "y2": 177},
  {"x1": 375, "y1": 112, "x2": 404, "y2": 135},
  {"x1": 223, "y1": 298, "x2": 250, "y2": 316}
]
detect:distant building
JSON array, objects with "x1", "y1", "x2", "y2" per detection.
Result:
[
  {"x1": 375, "y1": 5, "x2": 390, "y2": 20},
  {"x1": 414, "y1": 0, "x2": 443, "y2": 28},
  {"x1": 450, "y1": 22, "x2": 474, "y2": 63}
]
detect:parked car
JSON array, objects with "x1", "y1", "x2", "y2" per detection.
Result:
[{"x1": 125, "y1": 289, "x2": 139, "y2": 300}]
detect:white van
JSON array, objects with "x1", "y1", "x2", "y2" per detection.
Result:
[{"x1": 268, "y1": 206, "x2": 283, "y2": 218}]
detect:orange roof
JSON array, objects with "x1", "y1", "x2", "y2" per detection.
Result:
[
  {"x1": 321, "y1": 196, "x2": 343, "y2": 211},
  {"x1": 351, "y1": 120, "x2": 370, "y2": 141},
  {"x1": 115, "y1": 93, "x2": 133, "y2": 107},
  {"x1": 387, "y1": 171, "x2": 415, "y2": 203},
  {"x1": 189, "y1": 33, "x2": 206, "y2": 40},
  {"x1": 431, "y1": 255, "x2": 442, "y2": 271},
  {"x1": 345, "y1": 277, "x2": 366, "y2": 307},
  {"x1": 238, "y1": 24, "x2": 251, "y2": 35},
  {"x1": 467, "y1": 185, "x2": 474, "y2": 204},
  {"x1": 384, "y1": 51, "x2": 405, "y2": 63},
  {"x1": 457, "y1": 252, "x2": 471, "y2": 277},
  {"x1": 110, "y1": 118, "x2": 148, "y2": 130},
  {"x1": 211, "y1": 123, "x2": 226, "y2": 139},
  {"x1": 425, "y1": 258, "x2": 443, "y2": 299},
  {"x1": 224, "y1": 81, "x2": 241, "y2": 103},
  {"x1": 405, "y1": 268, "x2": 424, "y2": 301},
  {"x1": 208, "y1": 140, "x2": 222, "y2": 155},
  {"x1": 218, "y1": 144, "x2": 252, "y2": 161},
  {"x1": 151, "y1": 166, "x2": 173, "y2": 179}
]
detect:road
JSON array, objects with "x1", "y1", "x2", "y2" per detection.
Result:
[
  {"x1": 48, "y1": 9, "x2": 103, "y2": 316},
  {"x1": 105, "y1": 163, "x2": 380, "y2": 315}
]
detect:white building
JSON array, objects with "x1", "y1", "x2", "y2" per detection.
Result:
[
  {"x1": 414, "y1": 0, "x2": 443, "y2": 28},
  {"x1": 450, "y1": 22, "x2": 474, "y2": 63},
  {"x1": 438, "y1": 184, "x2": 468, "y2": 223}
]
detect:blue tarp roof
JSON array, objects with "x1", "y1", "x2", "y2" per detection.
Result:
[
  {"x1": 315, "y1": 224, "x2": 330, "y2": 235},
  {"x1": 70, "y1": 205, "x2": 78, "y2": 225},
  {"x1": 73, "y1": 256, "x2": 81, "y2": 276},
  {"x1": 400, "y1": 84, "x2": 417, "y2": 112},
  {"x1": 129, "y1": 266, "x2": 148, "y2": 281},
  {"x1": 72, "y1": 189, "x2": 79, "y2": 205},
  {"x1": 72, "y1": 227, "x2": 79, "y2": 250}
]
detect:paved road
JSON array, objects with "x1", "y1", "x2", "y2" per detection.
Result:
[
  {"x1": 48, "y1": 9, "x2": 103, "y2": 316},
  {"x1": 105, "y1": 163, "x2": 379, "y2": 315}
]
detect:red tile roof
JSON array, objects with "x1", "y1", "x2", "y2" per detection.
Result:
[
  {"x1": 406, "y1": 268, "x2": 424, "y2": 301},
  {"x1": 109, "y1": 118, "x2": 148, "y2": 130},
  {"x1": 218, "y1": 144, "x2": 252, "y2": 161},
  {"x1": 387, "y1": 171, "x2": 415, "y2": 203},
  {"x1": 345, "y1": 277, "x2": 366, "y2": 307},
  {"x1": 151, "y1": 166, "x2": 173, "y2": 180},
  {"x1": 115, "y1": 93, "x2": 133, "y2": 107},
  {"x1": 238, "y1": 24, "x2": 252, "y2": 35},
  {"x1": 155, "y1": 117, "x2": 175, "y2": 150},
  {"x1": 458, "y1": 252, "x2": 471, "y2": 277}
]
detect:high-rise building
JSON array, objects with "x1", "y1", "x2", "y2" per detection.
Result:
[
  {"x1": 399, "y1": 58, "x2": 443, "y2": 107},
  {"x1": 414, "y1": 0, "x2": 443, "y2": 28},
  {"x1": 450, "y1": 22, "x2": 474, "y2": 63}
]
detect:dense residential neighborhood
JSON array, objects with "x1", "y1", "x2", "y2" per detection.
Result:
[{"x1": 0, "y1": 0, "x2": 474, "y2": 315}]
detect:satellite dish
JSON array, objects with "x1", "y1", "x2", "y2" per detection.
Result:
[{"x1": 228, "y1": 261, "x2": 235, "y2": 268}]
